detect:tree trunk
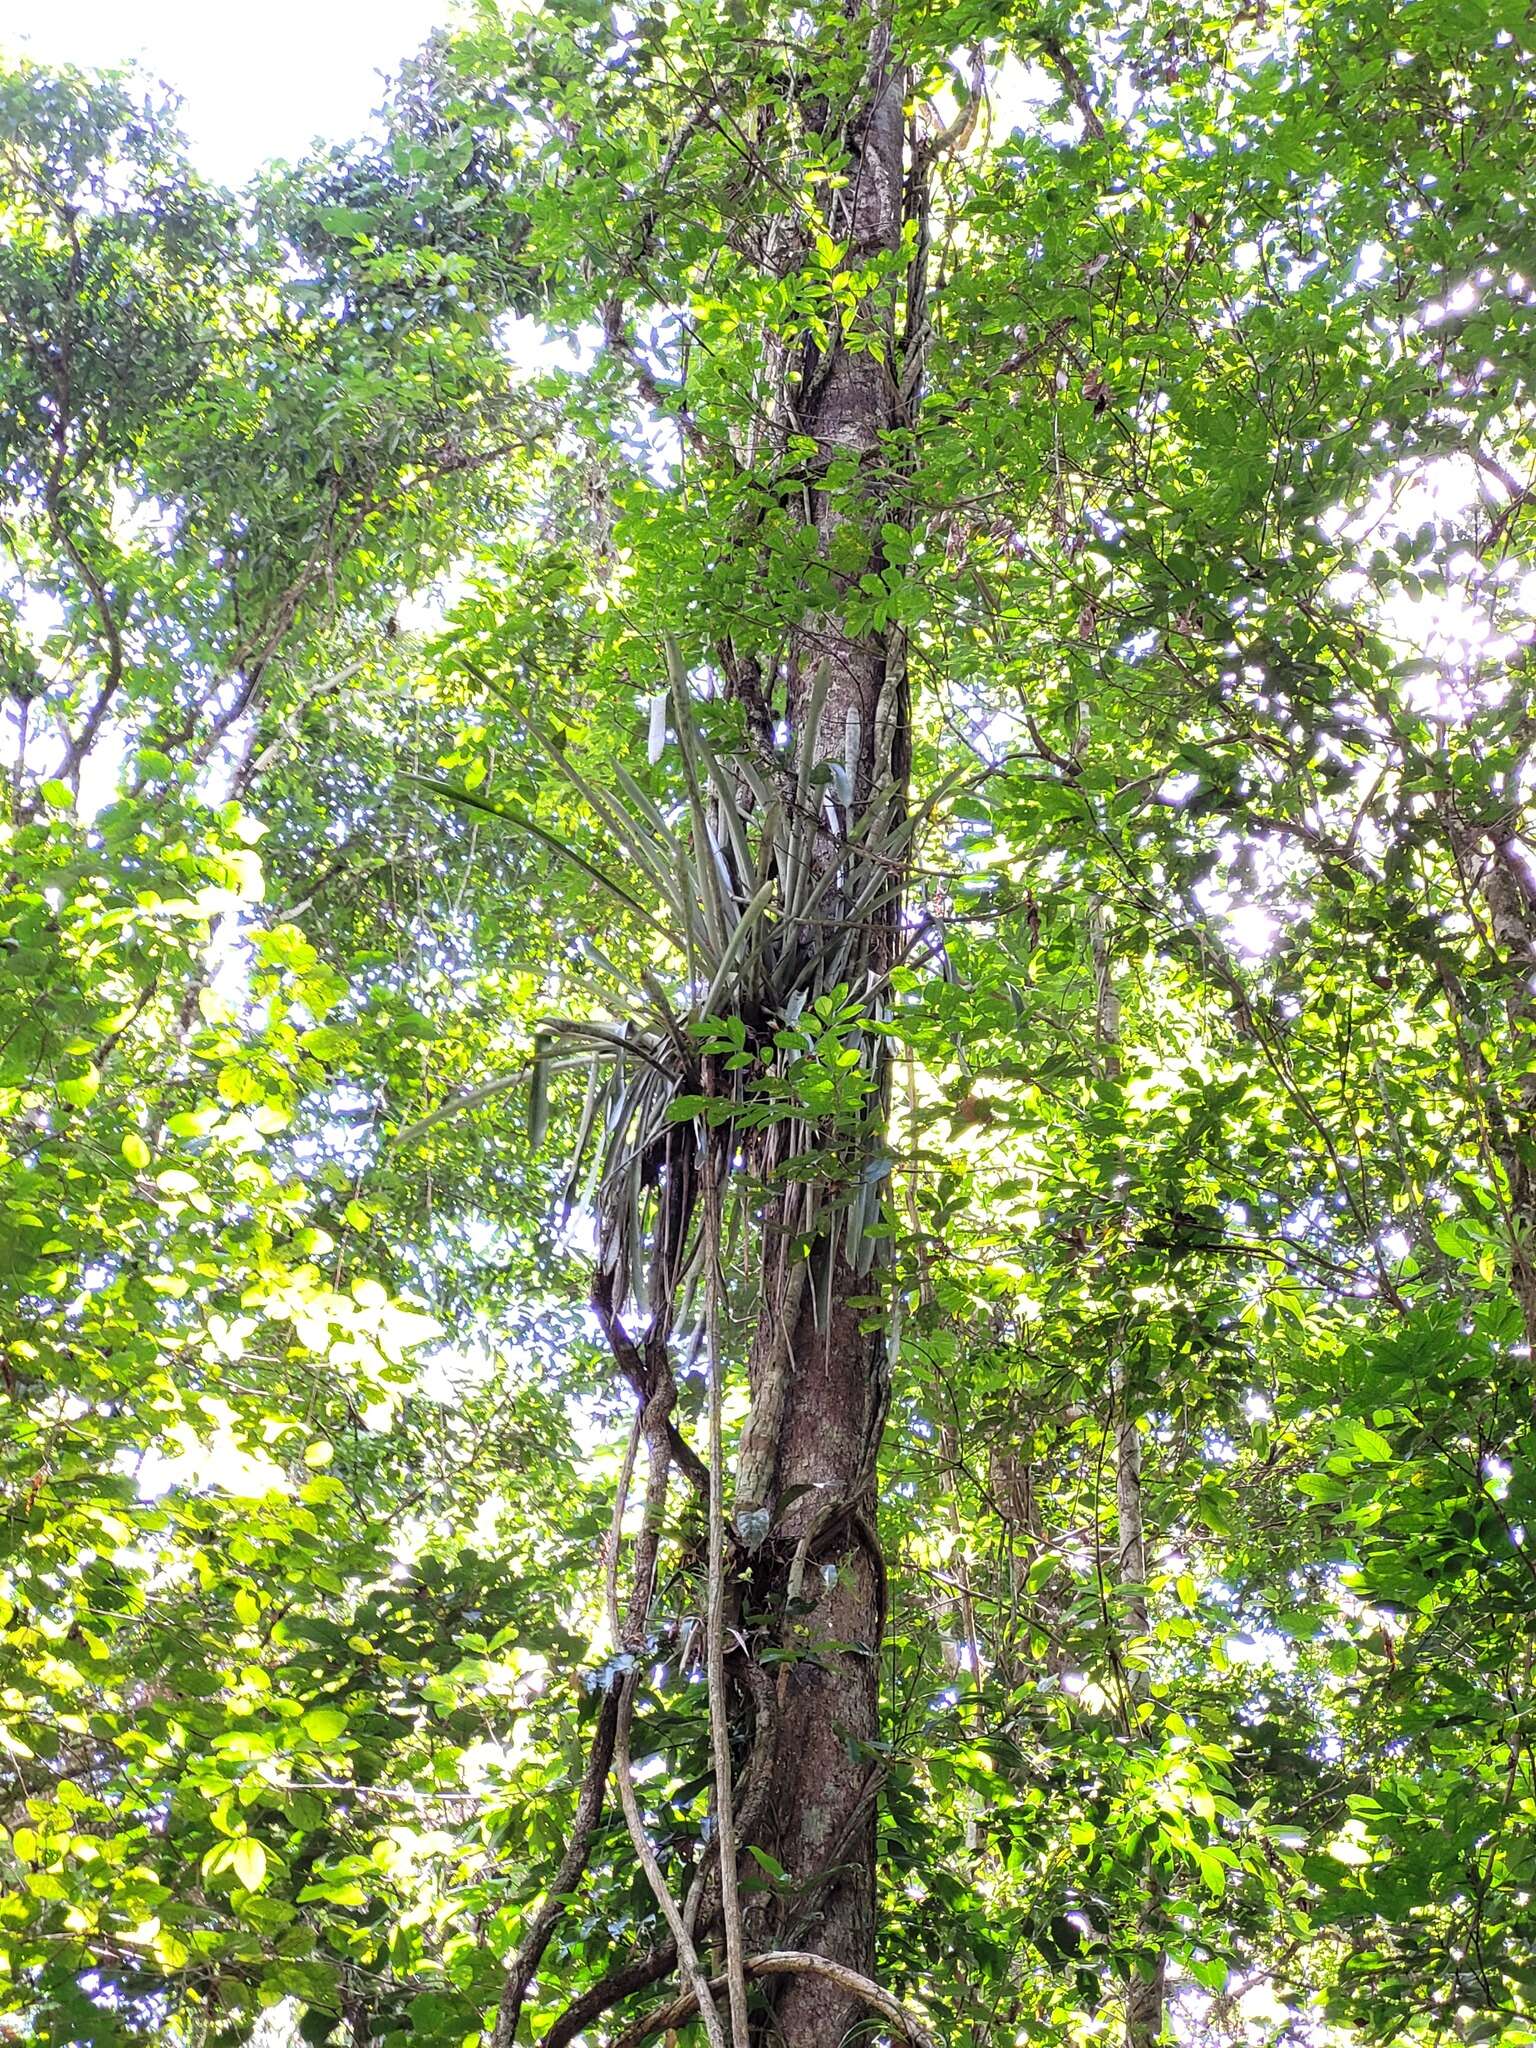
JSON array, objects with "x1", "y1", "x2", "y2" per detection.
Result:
[{"x1": 738, "y1": 16, "x2": 912, "y2": 2041}]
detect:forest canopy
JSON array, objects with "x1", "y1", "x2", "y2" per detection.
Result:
[{"x1": 2, "y1": 3, "x2": 1536, "y2": 2047}]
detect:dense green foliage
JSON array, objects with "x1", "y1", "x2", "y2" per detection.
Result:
[{"x1": 2, "y1": 2, "x2": 1536, "y2": 2045}]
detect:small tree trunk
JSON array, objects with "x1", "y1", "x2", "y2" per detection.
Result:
[
  {"x1": 1094, "y1": 901, "x2": 1166, "y2": 2048},
  {"x1": 1442, "y1": 814, "x2": 1536, "y2": 1354},
  {"x1": 1115, "y1": 1391, "x2": 1166, "y2": 2048}
]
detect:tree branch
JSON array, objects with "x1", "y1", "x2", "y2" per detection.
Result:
[
  {"x1": 1034, "y1": 34, "x2": 1107, "y2": 143},
  {"x1": 602, "y1": 299, "x2": 718, "y2": 462},
  {"x1": 489, "y1": 1687, "x2": 621, "y2": 2048},
  {"x1": 544, "y1": 1943, "x2": 679, "y2": 2048},
  {"x1": 610, "y1": 1951, "x2": 940, "y2": 2048}
]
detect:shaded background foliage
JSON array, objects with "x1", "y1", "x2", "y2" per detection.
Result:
[{"x1": 2, "y1": 0, "x2": 1536, "y2": 2044}]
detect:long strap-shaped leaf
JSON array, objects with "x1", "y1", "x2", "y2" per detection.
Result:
[
  {"x1": 532, "y1": 723, "x2": 692, "y2": 931},
  {"x1": 662, "y1": 638, "x2": 731, "y2": 953},
  {"x1": 577, "y1": 936, "x2": 687, "y2": 1053},
  {"x1": 688, "y1": 715, "x2": 756, "y2": 894},
  {"x1": 410, "y1": 775, "x2": 673, "y2": 941},
  {"x1": 700, "y1": 878, "x2": 779, "y2": 1021},
  {"x1": 783, "y1": 658, "x2": 832, "y2": 922}
]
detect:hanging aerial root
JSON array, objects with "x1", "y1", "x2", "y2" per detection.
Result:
[
  {"x1": 493, "y1": 1283, "x2": 696, "y2": 2046},
  {"x1": 702, "y1": 1116, "x2": 751, "y2": 2045},
  {"x1": 599, "y1": 1335, "x2": 729, "y2": 2048},
  {"x1": 612, "y1": 1672, "x2": 730, "y2": 2048}
]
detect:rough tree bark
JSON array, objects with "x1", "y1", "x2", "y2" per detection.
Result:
[{"x1": 735, "y1": 15, "x2": 914, "y2": 2042}]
